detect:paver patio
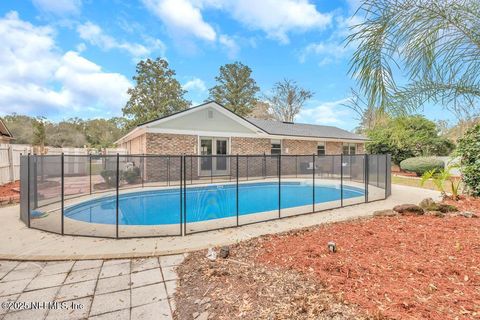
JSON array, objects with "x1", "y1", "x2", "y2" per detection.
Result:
[{"x1": 0, "y1": 255, "x2": 184, "y2": 320}]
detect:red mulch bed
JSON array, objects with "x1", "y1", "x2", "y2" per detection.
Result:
[
  {"x1": 0, "y1": 180, "x2": 19, "y2": 197},
  {"x1": 257, "y1": 215, "x2": 480, "y2": 319},
  {"x1": 0, "y1": 180, "x2": 20, "y2": 205},
  {"x1": 443, "y1": 196, "x2": 480, "y2": 214}
]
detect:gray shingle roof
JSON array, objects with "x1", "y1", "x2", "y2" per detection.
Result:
[{"x1": 245, "y1": 118, "x2": 367, "y2": 141}]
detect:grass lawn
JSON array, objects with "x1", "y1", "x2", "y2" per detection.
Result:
[{"x1": 392, "y1": 175, "x2": 453, "y2": 193}]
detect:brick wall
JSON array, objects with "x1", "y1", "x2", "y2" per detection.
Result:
[
  {"x1": 282, "y1": 139, "x2": 317, "y2": 155},
  {"x1": 230, "y1": 137, "x2": 271, "y2": 155},
  {"x1": 326, "y1": 142, "x2": 342, "y2": 155},
  {"x1": 146, "y1": 133, "x2": 197, "y2": 155}
]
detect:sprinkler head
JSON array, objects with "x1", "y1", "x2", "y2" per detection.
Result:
[{"x1": 327, "y1": 241, "x2": 337, "y2": 253}]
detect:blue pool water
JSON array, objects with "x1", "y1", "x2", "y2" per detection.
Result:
[{"x1": 65, "y1": 182, "x2": 364, "y2": 225}]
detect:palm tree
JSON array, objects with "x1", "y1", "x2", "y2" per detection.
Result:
[{"x1": 348, "y1": 0, "x2": 480, "y2": 115}]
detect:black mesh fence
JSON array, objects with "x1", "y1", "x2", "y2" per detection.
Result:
[{"x1": 19, "y1": 153, "x2": 392, "y2": 238}]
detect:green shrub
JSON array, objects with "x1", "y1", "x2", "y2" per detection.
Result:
[
  {"x1": 456, "y1": 124, "x2": 480, "y2": 196},
  {"x1": 122, "y1": 167, "x2": 141, "y2": 184},
  {"x1": 100, "y1": 170, "x2": 117, "y2": 187},
  {"x1": 400, "y1": 157, "x2": 444, "y2": 176}
]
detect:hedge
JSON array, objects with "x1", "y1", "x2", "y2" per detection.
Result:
[
  {"x1": 399, "y1": 157, "x2": 445, "y2": 176},
  {"x1": 457, "y1": 124, "x2": 480, "y2": 196}
]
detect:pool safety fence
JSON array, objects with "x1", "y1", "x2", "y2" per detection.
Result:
[{"x1": 19, "y1": 154, "x2": 392, "y2": 238}]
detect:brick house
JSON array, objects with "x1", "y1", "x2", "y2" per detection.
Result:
[{"x1": 116, "y1": 102, "x2": 367, "y2": 180}]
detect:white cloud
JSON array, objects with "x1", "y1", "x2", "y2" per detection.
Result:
[
  {"x1": 218, "y1": 34, "x2": 239, "y2": 59},
  {"x1": 0, "y1": 11, "x2": 131, "y2": 117},
  {"x1": 32, "y1": 0, "x2": 82, "y2": 15},
  {"x1": 297, "y1": 98, "x2": 351, "y2": 125},
  {"x1": 77, "y1": 21, "x2": 166, "y2": 60},
  {"x1": 219, "y1": 0, "x2": 332, "y2": 43},
  {"x1": 183, "y1": 78, "x2": 207, "y2": 93},
  {"x1": 142, "y1": 0, "x2": 216, "y2": 41},
  {"x1": 299, "y1": 15, "x2": 361, "y2": 66},
  {"x1": 142, "y1": 0, "x2": 331, "y2": 49}
]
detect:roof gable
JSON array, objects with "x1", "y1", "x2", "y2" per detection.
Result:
[{"x1": 141, "y1": 101, "x2": 265, "y2": 134}]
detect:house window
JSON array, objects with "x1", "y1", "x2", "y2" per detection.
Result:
[
  {"x1": 342, "y1": 143, "x2": 356, "y2": 155},
  {"x1": 317, "y1": 142, "x2": 325, "y2": 156},
  {"x1": 271, "y1": 139, "x2": 281, "y2": 155}
]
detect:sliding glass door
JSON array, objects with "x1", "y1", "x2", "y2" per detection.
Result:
[{"x1": 199, "y1": 137, "x2": 229, "y2": 176}]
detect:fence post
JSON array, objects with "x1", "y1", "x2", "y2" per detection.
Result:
[
  {"x1": 340, "y1": 154, "x2": 344, "y2": 207},
  {"x1": 27, "y1": 154, "x2": 30, "y2": 228},
  {"x1": 385, "y1": 155, "x2": 388, "y2": 199},
  {"x1": 183, "y1": 156, "x2": 187, "y2": 236},
  {"x1": 167, "y1": 156, "x2": 170, "y2": 186},
  {"x1": 246, "y1": 156, "x2": 249, "y2": 181},
  {"x1": 278, "y1": 154, "x2": 281, "y2": 219},
  {"x1": 296, "y1": 155, "x2": 298, "y2": 178},
  {"x1": 180, "y1": 156, "x2": 183, "y2": 236},
  {"x1": 236, "y1": 154, "x2": 239, "y2": 226},
  {"x1": 61, "y1": 153, "x2": 64, "y2": 235},
  {"x1": 141, "y1": 156, "x2": 144, "y2": 188},
  {"x1": 116, "y1": 153, "x2": 119, "y2": 239},
  {"x1": 365, "y1": 154, "x2": 369, "y2": 203},
  {"x1": 8, "y1": 145, "x2": 14, "y2": 183},
  {"x1": 312, "y1": 154, "x2": 315, "y2": 212},
  {"x1": 89, "y1": 154, "x2": 92, "y2": 194}
]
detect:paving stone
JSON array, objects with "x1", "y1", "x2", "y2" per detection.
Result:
[
  {"x1": 169, "y1": 297, "x2": 176, "y2": 313},
  {"x1": 161, "y1": 266, "x2": 178, "y2": 282},
  {"x1": 131, "y1": 283, "x2": 167, "y2": 307},
  {"x1": 0, "y1": 294, "x2": 19, "y2": 315},
  {"x1": 131, "y1": 301, "x2": 172, "y2": 320},
  {"x1": 131, "y1": 257, "x2": 159, "y2": 273},
  {"x1": 159, "y1": 254, "x2": 185, "y2": 268},
  {"x1": 39, "y1": 261, "x2": 74, "y2": 276},
  {"x1": 64, "y1": 268, "x2": 100, "y2": 284},
  {"x1": 25, "y1": 273, "x2": 68, "y2": 291},
  {"x1": 71, "y1": 260, "x2": 103, "y2": 271},
  {"x1": 45, "y1": 296, "x2": 92, "y2": 320},
  {"x1": 131, "y1": 268, "x2": 163, "y2": 288},
  {"x1": 102, "y1": 259, "x2": 130, "y2": 267},
  {"x1": 17, "y1": 286, "x2": 58, "y2": 304},
  {"x1": 0, "y1": 279, "x2": 31, "y2": 296},
  {"x1": 3, "y1": 308, "x2": 48, "y2": 320},
  {"x1": 95, "y1": 275, "x2": 130, "y2": 295},
  {"x1": 0, "y1": 261, "x2": 19, "y2": 279},
  {"x1": 88, "y1": 308, "x2": 130, "y2": 320},
  {"x1": 13, "y1": 262, "x2": 45, "y2": 271},
  {"x1": 55, "y1": 280, "x2": 96, "y2": 302},
  {"x1": 2, "y1": 269, "x2": 40, "y2": 282},
  {"x1": 90, "y1": 290, "x2": 130, "y2": 316},
  {"x1": 99, "y1": 262, "x2": 130, "y2": 279},
  {"x1": 164, "y1": 280, "x2": 177, "y2": 298}
]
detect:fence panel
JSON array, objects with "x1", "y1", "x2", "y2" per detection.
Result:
[
  {"x1": 342, "y1": 155, "x2": 366, "y2": 206},
  {"x1": 63, "y1": 156, "x2": 117, "y2": 238},
  {"x1": 280, "y1": 155, "x2": 314, "y2": 218},
  {"x1": 29, "y1": 155, "x2": 62, "y2": 234},
  {"x1": 238, "y1": 155, "x2": 279, "y2": 226},
  {"x1": 314, "y1": 155, "x2": 342, "y2": 211},
  {"x1": 119, "y1": 155, "x2": 182, "y2": 237},
  {"x1": 184, "y1": 155, "x2": 237, "y2": 234}
]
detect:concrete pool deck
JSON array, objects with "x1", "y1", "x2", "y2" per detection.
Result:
[{"x1": 0, "y1": 185, "x2": 440, "y2": 261}]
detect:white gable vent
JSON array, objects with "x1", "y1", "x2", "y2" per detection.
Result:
[{"x1": 207, "y1": 110, "x2": 214, "y2": 119}]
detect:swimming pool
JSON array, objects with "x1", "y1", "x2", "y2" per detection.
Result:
[{"x1": 64, "y1": 182, "x2": 364, "y2": 226}]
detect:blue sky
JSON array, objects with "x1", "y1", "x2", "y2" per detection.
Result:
[{"x1": 0, "y1": 0, "x2": 452, "y2": 131}]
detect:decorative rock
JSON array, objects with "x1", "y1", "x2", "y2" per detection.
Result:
[
  {"x1": 193, "y1": 312, "x2": 200, "y2": 318},
  {"x1": 459, "y1": 211, "x2": 478, "y2": 218},
  {"x1": 419, "y1": 198, "x2": 438, "y2": 211},
  {"x1": 437, "y1": 204, "x2": 458, "y2": 213},
  {"x1": 206, "y1": 248, "x2": 217, "y2": 261},
  {"x1": 327, "y1": 241, "x2": 337, "y2": 253},
  {"x1": 197, "y1": 311, "x2": 210, "y2": 320},
  {"x1": 200, "y1": 297, "x2": 211, "y2": 304},
  {"x1": 219, "y1": 246, "x2": 230, "y2": 259},
  {"x1": 204, "y1": 303, "x2": 211, "y2": 310},
  {"x1": 194, "y1": 299, "x2": 201, "y2": 304},
  {"x1": 373, "y1": 209, "x2": 397, "y2": 217},
  {"x1": 428, "y1": 211, "x2": 445, "y2": 218},
  {"x1": 393, "y1": 204, "x2": 424, "y2": 215}
]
